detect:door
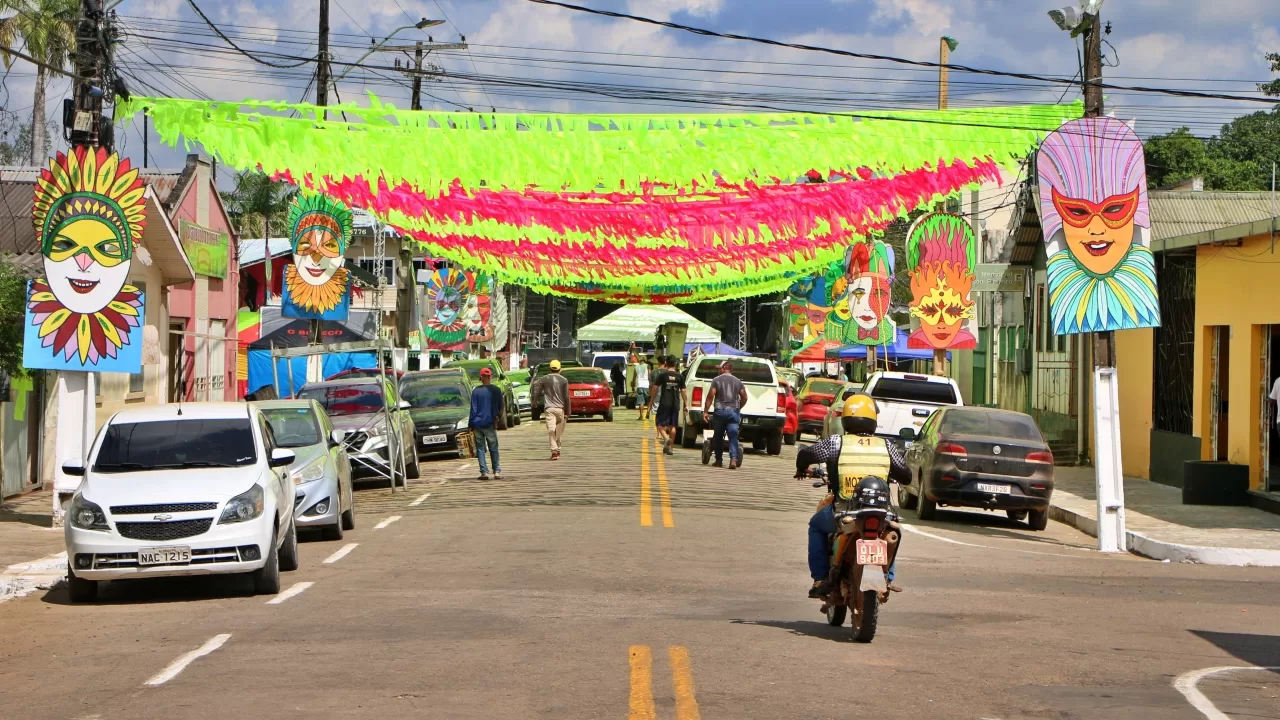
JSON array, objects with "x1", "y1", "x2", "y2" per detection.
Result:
[
  {"x1": 1209, "y1": 326, "x2": 1229, "y2": 461},
  {"x1": 1265, "y1": 326, "x2": 1280, "y2": 491}
]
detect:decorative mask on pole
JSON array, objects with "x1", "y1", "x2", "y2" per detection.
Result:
[
  {"x1": 1037, "y1": 117, "x2": 1160, "y2": 334},
  {"x1": 906, "y1": 212, "x2": 978, "y2": 350},
  {"x1": 281, "y1": 193, "x2": 352, "y2": 320},
  {"x1": 833, "y1": 240, "x2": 896, "y2": 346},
  {"x1": 23, "y1": 147, "x2": 146, "y2": 371},
  {"x1": 423, "y1": 267, "x2": 474, "y2": 347}
]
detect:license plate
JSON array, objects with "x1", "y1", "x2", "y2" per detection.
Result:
[
  {"x1": 977, "y1": 482, "x2": 1012, "y2": 494},
  {"x1": 422, "y1": 434, "x2": 447, "y2": 445},
  {"x1": 138, "y1": 546, "x2": 191, "y2": 565},
  {"x1": 573, "y1": 390, "x2": 590, "y2": 397},
  {"x1": 855, "y1": 539, "x2": 888, "y2": 566}
]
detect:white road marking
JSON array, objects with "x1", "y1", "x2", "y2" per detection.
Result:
[
  {"x1": 144, "y1": 634, "x2": 231, "y2": 686},
  {"x1": 409, "y1": 492, "x2": 432, "y2": 507},
  {"x1": 0, "y1": 551, "x2": 67, "y2": 604},
  {"x1": 374, "y1": 515, "x2": 402, "y2": 530},
  {"x1": 901, "y1": 523, "x2": 981, "y2": 547},
  {"x1": 322, "y1": 543, "x2": 359, "y2": 564},
  {"x1": 266, "y1": 581, "x2": 314, "y2": 605},
  {"x1": 1174, "y1": 665, "x2": 1280, "y2": 720},
  {"x1": 901, "y1": 523, "x2": 1121, "y2": 560}
]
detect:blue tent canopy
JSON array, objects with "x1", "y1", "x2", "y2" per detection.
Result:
[
  {"x1": 685, "y1": 342, "x2": 750, "y2": 357},
  {"x1": 835, "y1": 329, "x2": 950, "y2": 361}
]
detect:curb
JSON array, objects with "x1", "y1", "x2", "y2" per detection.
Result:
[{"x1": 1048, "y1": 503, "x2": 1280, "y2": 567}]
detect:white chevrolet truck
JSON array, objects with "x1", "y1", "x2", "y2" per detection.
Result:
[
  {"x1": 677, "y1": 355, "x2": 787, "y2": 455},
  {"x1": 863, "y1": 371, "x2": 964, "y2": 449}
]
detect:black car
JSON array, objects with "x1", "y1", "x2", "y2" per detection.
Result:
[
  {"x1": 400, "y1": 372, "x2": 472, "y2": 459},
  {"x1": 899, "y1": 406, "x2": 1055, "y2": 530}
]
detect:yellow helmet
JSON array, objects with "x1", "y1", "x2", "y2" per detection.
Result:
[{"x1": 841, "y1": 393, "x2": 878, "y2": 435}]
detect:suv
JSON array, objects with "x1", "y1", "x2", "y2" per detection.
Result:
[
  {"x1": 296, "y1": 377, "x2": 421, "y2": 482},
  {"x1": 444, "y1": 358, "x2": 520, "y2": 429},
  {"x1": 678, "y1": 355, "x2": 787, "y2": 455},
  {"x1": 63, "y1": 402, "x2": 301, "y2": 601}
]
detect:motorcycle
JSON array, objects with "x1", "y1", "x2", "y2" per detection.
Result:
[{"x1": 808, "y1": 469, "x2": 900, "y2": 643}]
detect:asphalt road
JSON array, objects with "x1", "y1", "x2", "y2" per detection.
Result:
[{"x1": 1, "y1": 414, "x2": 1278, "y2": 720}]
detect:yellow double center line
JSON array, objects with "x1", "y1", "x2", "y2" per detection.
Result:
[
  {"x1": 640, "y1": 438, "x2": 673, "y2": 527},
  {"x1": 629, "y1": 645, "x2": 700, "y2": 720}
]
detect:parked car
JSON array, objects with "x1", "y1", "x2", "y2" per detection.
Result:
[
  {"x1": 819, "y1": 382, "x2": 872, "y2": 439},
  {"x1": 508, "y1": 369, "x2": 532, "y2": 413},
  {"x1": 864, "y1": 371, "x2": 964, "y2": 449},
  {"x1": 899, "y1": 406, "x2": 1055, "y2": 530},
  {"x1": 444, "y1": 358, "x2": 520, "y2": 429},
  {"x1": 562, "y1": 367, "x2": 614, "y2": 421},
  {"x1": 62, "y1": 403, "x2": 300, "y2": 601},
  {"x1": 528, "y1": 360, "x2": 584, "y2": 387},
  {"x1": 400, "y1": 371, "x2": 472, "y2": 459},
  {"x1": 255, "y1": 399, "x2": 355, "y2": 541},
  {"x1": 589, "y1": 351, "x2": 631, "y2": 371},
  {"x1": 678, "y1": 355, "x2": 786, "y2": 455},
  {"x1": 325, "y1": 367, "x2": 404, "y2": 382},
  {"x1": 295, "y1": 377, "x2": 421, "y2": 482},
  {"x1": 776, "y1": 366, "x2": 803, "y2": 392},
  {"x1": 797, "y1": 376, "x2": 849, "y2": 439},
  {"x1": 778, "y1": 379, "x2": 799, "y2": 446}
]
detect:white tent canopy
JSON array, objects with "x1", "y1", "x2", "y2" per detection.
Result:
[{"x1": 576, "y1": 304, "x2": 721, "y2": 344}]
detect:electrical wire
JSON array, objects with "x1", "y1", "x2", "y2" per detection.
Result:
[{"x1": 183, "y1": 0, "x2": 314, "y2": 69}]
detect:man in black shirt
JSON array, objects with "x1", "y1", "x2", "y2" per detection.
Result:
[{"x1": 651, "y1": 355, "x2": 687, "y2": 454}]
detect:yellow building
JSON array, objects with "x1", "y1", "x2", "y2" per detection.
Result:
[{"x1": 1117, "y1": 189, "x2": 1280, "y2": 493}]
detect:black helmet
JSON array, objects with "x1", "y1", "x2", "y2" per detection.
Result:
[{"x1": 854, "y1": 476, "x2": 890, "y2": 509}]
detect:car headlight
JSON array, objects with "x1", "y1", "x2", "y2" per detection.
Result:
[
  {"x1": 291, "y1": 458, "x2": 326, "y2": 485},
  {"x1": 219, "y1": 484, "x2": 265, "y2": 524},
  {"x1": 456, "y1": 418, "x2": 469, "y2": 430},
  {"x1": 69, "y1": 494, "x2": 109, "y2": 531}
]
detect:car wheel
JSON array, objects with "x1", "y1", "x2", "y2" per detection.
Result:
[
  {"x1": 752, "y1": 437, "x2": 767, "y2": 451},
  {"x1": 341, "y1": 506, "x2": 356, "y2": 531},
  {"x1": 279, "y1": 520, "x2": 300, "y2": 572},
  {"x1": 673, "y1": 426, "x2": 684, "y2": 446},
  {"x1": 701, "y1": 440, "x2": 712, "y2": 465},
  {"x1": 252, "y1": 534, "x2": 282, "y2": 595},
  {"x1": 1006, "y1": 509, "x2": 1028, "y2": 523},
  {"x1": 532, "y1": 409, "x2": 542, "y2": 422},
  {"x1": 681, "y1": 426, "x2": 697, "y2": 449},
  {"x1": 512, "y1": 410, "x2": 521, "y2": 426},
  {"x1": 896, "y1": 482, "x2": 918, "y2": 510},
  {"x1": 404, "y1": 442, "x2": 421, "y2": 480},
  {"x1": 66, "y1": 570, "x2": 97, "y2": 603},
  {"x1": 766, "y1": 430, "x2": 783, "y2": 456},
  {"x1": 784, "y1": 432, "x2": 797, "y2": 446},
  {"x1": 323, "y1": 515, "x2": 345, "y2": 541},
  {"x1": 915, "y1": 476, "x2": 937, "y2": 520},
  {"x1": 605, "y1": 408, "x2": 614, "y2": 422},
  {"x1": 1027, "y1": 508, "x2": 1049, "y2": 531}
]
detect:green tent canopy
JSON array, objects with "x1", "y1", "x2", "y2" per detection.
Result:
[{"x1": 576, "y1": 305, "x2": 720, "y2": 344}]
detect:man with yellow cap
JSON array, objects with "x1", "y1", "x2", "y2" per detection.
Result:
[
  {"x1": 533, "y1": 359, "x2": 571, "y2": 460},
  {"x1": 795, "y1": 394, "x2": 911, "y2": 598}
]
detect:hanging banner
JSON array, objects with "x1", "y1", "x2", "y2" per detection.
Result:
[
  {"x1": 179, "y1": 219, "x2": 229, "y2": 278},
  {"x1": 281, "y1": 194, "x2": 352, "y2": 321},
  {"x1": 22, "y1": 147, "x2": 146, "y2": 372},
  {"x1": 1037, "y1": 117, "x2": 1160, "y2": 335},
  {"x1": 905, "y1": 213, "x2": 978, "y2": 350}
]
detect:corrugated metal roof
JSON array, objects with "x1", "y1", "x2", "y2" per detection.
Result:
[{"x1": 1149, "y1": 191, "x2": 1278, "y2": 242}]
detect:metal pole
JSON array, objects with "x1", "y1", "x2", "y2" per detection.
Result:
[
  {"x1": 142, "y1": 114, "x2": 148, "y2": 168},
  {"x1": 937, "y1": 38, "x2": 949, "y2": 110},
  {"x1": 270, "y1": 341, "x2": 281, "y2": 396},
  {"x1": 411, "y1": 41, "x2": 423, "y2": 111}
]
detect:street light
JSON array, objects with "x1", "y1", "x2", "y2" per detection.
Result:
[
  {"x1": 1048, "y1": 0, "x2": 1104, "y2": 37},
  {"x1": 335, "y1": 18, "x2": 445, "y2": 82}
]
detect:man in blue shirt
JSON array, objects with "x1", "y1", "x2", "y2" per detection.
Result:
[{"x1": 469, "y1": 367, "x2": 505, "y2": 480}]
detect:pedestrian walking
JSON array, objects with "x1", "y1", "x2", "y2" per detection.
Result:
[
  {"x1": 702, "y1": 359, "x2": 748, "y2": 469},
  {"x1": 533, "y1": 359, "x2": 571, "y2": 460},
  {"x1": 610, "y1": 361, "x2": 626, "y2": 407},
  {"x1": 635, "y1": 356, "x2": 652, "y2": 421},
  {"x1": 652, "y1": 355, "x2": 686, "y2": 454},
  {"x1": 469, "y1": 367, "x2": 504, "y2": 480}
]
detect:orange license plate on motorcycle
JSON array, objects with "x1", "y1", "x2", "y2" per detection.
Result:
[{"x1": 855, "y1": 539, "x2": 888, "y2": 566}]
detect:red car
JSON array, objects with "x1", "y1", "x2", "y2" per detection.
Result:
[
  {"x1": 779, "y1": 381, "x2": 799, "y2": 445},
  {"x1": 563, "y1": 367, "x2": 614, "y2": 421},
  {"x1": 796, "y1": 377, "x2": 851, "y2": 439}
]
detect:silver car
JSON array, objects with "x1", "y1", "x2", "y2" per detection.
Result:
[
  {"x1": 294, "y1": 378, "x2": 421, "y2": 484},
  {"x1": 254, "y1": 399, "x2": 355, "y2": 541}
]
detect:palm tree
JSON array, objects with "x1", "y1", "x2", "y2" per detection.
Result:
[
  {"x1": 0, "y1": 0, "x2": 77, "y2": 165},
  {"x1": 222, "y1": 170, "x2": 297, "y2": 302}
]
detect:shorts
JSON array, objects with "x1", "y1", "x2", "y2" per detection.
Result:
[
  {"x1": 656, "y1": 406, "x2": 680, "y2": 428},
  {"x1": 636, "y1": 387, "x2": 650, "y2": 404}
]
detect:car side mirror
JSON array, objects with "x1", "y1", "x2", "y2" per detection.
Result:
[
  {"x1": 899, "y1": 427, "x2": 917, "y2": 441},
  {"x1": 62, "y1": 459, "x2": 85, "y2": 477},
  {"x1": 269, "y1": 448, "x2": 296, "y2": 468},
  {"x1": 330, "y1": 429, "x2": 346, "y2": 447},
  {"x1": 397, "y1": 400, "x2": 411, "y2": 410}
]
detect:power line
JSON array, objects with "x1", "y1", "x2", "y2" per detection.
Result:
[
  {"x1": 522, "y1": 0, "x2": 1280, "y2": 106},
  {"x1": 183, "y1": 0, "x2": 314, "y2": 69}
]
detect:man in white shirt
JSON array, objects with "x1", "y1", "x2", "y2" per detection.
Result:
[
  {"x1": 634, "y1": 357, "x2": 652, "y2": 421},
  {"x1": 1269, "y1": 376, "x2": 1280, "y2": 426}
]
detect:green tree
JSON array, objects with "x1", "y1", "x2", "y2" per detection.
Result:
[
  {"x1": 0, "y1": 119, "x2": 56, "y2": 164},
  {"x1": 0, "y1": 0, "x2": 77, "y2": 164},
  {"x1": 1144, "y1": 112, "x2": 1280, "y2": 191},
  {"x1": 1259, "y1": 52, "x2": 1280, "y2": 97},
  {"x1": 221, "y1": 169, "x2": 298, "y2": 240},
  {"x1": 0, "y1": 256, "x2": 27, "y2": 377}
]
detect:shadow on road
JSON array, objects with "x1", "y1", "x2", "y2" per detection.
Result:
[
  {"x1": 729, "y1": 617, "x2": 851, "y2": 643},
  {"x1": 905, "y1": 508, "x2": 1091, "y2": 549},
  {"x1": 1190, "y1": 630, "x2": 1280, "y2": 670},
  {"x1": 41, "y1": 573, "x2": 261, "y2": 606}
]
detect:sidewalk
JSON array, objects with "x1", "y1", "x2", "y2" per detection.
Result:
[
  {"x1": 1050, "y1": 467, "x2": 1280, "y2": 566},
  {"x1": 0, "y1": 490, "x2": 67, "y2": 603}
]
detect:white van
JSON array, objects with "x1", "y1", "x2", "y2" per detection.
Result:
[{"x1": 678, "y1": 355, "x2": 787, "y2": 455}]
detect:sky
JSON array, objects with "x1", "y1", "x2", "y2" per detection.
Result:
[{"x1": 1, "y1": 0, "x2": 1276, "y2": 184}]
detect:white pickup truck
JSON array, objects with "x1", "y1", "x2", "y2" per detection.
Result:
[
  {"x1": 863, "y1": 371, "x2": 964, "y2": 449},
  {"x1": 678, "y1": 355, "x2": 787, "y2": 455}
]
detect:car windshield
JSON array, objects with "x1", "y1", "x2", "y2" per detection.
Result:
[
  {"x1": 942, "y1": 410, "x2": 1042, "y2": 440},
  {"x1": 870, "y1": 377, "x2": 958, "y2": 405},
  {"x1": 402, "y1": 381, "x2": 468, "y2": 409},
  {"x1": 94, "y1": 419, "x2": 257, "y2": 471},
  {"x1": 563, "y1": 369, "x2": 605, "y2": 384},
  {"x1": 693, "y1": 358, "x2": 774, "y2": 384},
  {"x1": 262, "y1": 408, "x2": 322, "y2": 448},
  {"x1": 298, "y1": 385, "x2": 384, "y2": 415},
  {"x1": 592, "y1": 356, "x2": 621, "y2": 368},
  {"x1": 801, "y1": 379, "x2": 844, "y2": 397}
]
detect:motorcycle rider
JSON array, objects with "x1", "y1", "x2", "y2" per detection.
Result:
[{"x1": 795, "y1": 394, "x2": 911, "y2": 598}]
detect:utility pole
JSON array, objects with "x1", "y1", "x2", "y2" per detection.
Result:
[
  {"x1": 411, "y1": 42, "x2": 423, "y2": 110},
  {"x1": 376, "y1": 40, "x2": 467, "y2": 110},
  {"x1": 1082, "y1": 13, "x2": 1110, "y2": 372},
  {"x1": 316, "y1": 0, "x2": 330, "y2": 117},
  {"x1": 937, "y1": 35, "x2": 957, "y2": 111},
  {"x1": 69, "y1": 0, "x2": 107, "y2": 150}
]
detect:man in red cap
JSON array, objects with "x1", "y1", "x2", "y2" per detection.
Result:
[{"x1": 469, "y1": 367, "x2": 505, "y2": 479}]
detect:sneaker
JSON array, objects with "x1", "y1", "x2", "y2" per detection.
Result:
[
  {"x1": 551, "y1": 451, "x2": 560, "y2": 461},
  {"x1": 728, "y1": 460, "x2": 739, "y2": 470},
  {"x1": 477, "y1": 474, "x2": 491, "y2": 481},
  {"x1": 808, "y1": 579, "x2": 831, "y2": 599},
  {"x1": 494, "y1": 472, "x2": 504, "y2": 480},
  {"x1": 711, "y1": 460, "x2": 724, "y2": 468},
  {"x1": 887, "y1": 582, "x2": 903, "y2": 593}
]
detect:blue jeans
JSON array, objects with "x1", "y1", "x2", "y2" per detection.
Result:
[
  {"x1": 710, "y1": 408, "x2": 741, "y2": 464},
  {"x1": 474, "y1": 426, "x2": 500, "y2": 475},
  {"x1": 808, "y1": 505, "x2": 896, "y2": 582}
]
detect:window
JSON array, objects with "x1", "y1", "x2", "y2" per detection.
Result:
[
  {"x1": 297, "y1": 383, "x2": 385, "y2": 416},
  {"x1": 129, "y1": 367, "x2": 145, "y2": 394},
  {"x1": 940, "y1": 409, "x2": 1043, "y2": 441},
  {"x1": 262, "y1": 407, "x2": 322, "y2": 448},
  {"x1": 693, "y1": 358, "x2": 775, "y2": 384},
  {"x1": 562, "y1": 368, "x2": 607, "y2": 384},
  {"x1": 93, "y1": 418, "x2": 257, "y2": 471},
  {"x1": 869, "y1": 377, "x2": 958, "y2": 405},
  {"x1": 401, "y1": 381, "x2": 468, "y2": 409},
  {"x1": 357, "y1": 258, "x2": 396, "y2": 286}
]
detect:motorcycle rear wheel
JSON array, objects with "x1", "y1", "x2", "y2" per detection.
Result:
[
  {"x1": 825, "y1": 603, "x2": 847, "y2": 626},
  {"x1": 851, "y1": 589, "x2": 879, "y2": 643}
]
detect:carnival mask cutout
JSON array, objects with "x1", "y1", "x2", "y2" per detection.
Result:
[
  {"x1": 281, "y1": 194, "x2": 352, "y2": 320},
  {"x1": 906, "y1": 213, "x2": 977, "y2": 351},
  {"x1": 1037, "y1": 117, "x2": 1160, "y2": 334},
  {"x1": 23, "y1": 147, "x2": 146, "y2": 371},
  {"x1": 838, "y1": 240, "x2": 896, "y2": 346},
  {"x1": 423, "y1": 267, "x2": 474, "y2": 347}
]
